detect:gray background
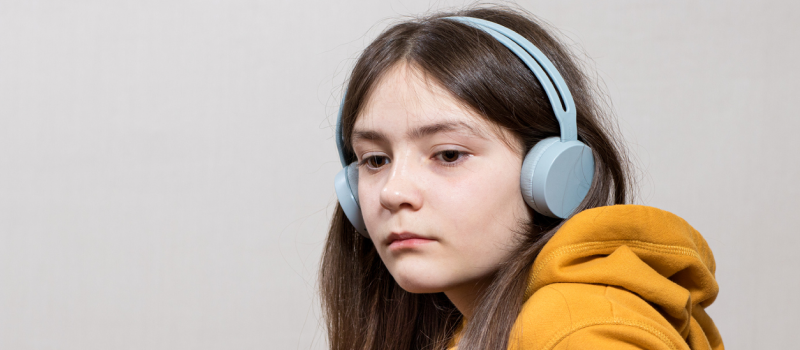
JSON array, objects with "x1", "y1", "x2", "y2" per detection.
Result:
[{"x1": 1, "y1": 0, "x2": 798, "y2": 349}]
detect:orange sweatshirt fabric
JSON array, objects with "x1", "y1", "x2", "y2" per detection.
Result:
[{"x1": 450, "y1": 205, "x2": 724, "y2": 350}]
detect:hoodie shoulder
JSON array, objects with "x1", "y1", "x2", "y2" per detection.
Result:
[
  {"x1": 512, "y1": 205, "x2": 724, "y2": 350},
  {"x1": 510, "y1": 283, "x2": 692, "y2": 349}
]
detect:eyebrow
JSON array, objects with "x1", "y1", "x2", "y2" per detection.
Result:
[{"x1": 351, "y1": 121, "x2": 487, "y2": 144}]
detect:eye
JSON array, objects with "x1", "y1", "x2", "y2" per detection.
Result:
[
  {"x1": 435, "y1": 149, "x2": 467, "y2": 166},
  {"x1": 441, "y1": 150, "x2": 460, "y2": 162},
  {"x1": 361, "y1": 155, "x2": 390, "y2": 170}
]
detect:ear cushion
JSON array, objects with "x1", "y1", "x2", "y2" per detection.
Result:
[
  {"x1": 520, "y1": 137, "x2": 559, "y2": 210},
  {"x1": 346, "y1": 163, "x2": 360, "y2": 206},
  {"x1": 334, "y1": 163, "x2": 369, "y2": 237},
  {"x1": 521, "y1": 137, "x2": 595, "y2": 218}
]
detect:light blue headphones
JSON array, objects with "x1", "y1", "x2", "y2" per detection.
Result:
[{"x1": 334, "y1": 17, "x2": 595, "y2": 238}]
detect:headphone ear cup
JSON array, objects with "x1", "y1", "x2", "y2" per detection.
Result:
[
  {"x1": 520, "y1": 137, "x2": 595, "y2": 218},
  {"x1": 520, "y1": 137, "x2": 559, "y2": 213},
  {"x1": 334, "y1": 163, "x2": 369, "y2": 237}
]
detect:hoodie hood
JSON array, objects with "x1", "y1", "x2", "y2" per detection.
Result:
[{"x1": 522, "y1": 204, "x2": 722, "y2": 348}]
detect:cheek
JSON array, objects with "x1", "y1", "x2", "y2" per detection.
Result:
[
  {"x1": 425, "y1": 165, "x2": 527, "y2": 282},
  {"x1": 433, "y1": 163, "x2": 526, "y2": 234},
  {"x1": 358, "y1": 174, "x2": 386, "y2": 233}
]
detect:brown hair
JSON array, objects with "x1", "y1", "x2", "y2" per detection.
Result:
[{"x1": 320, "y1": 5, "x2": 633, "y2": 350}]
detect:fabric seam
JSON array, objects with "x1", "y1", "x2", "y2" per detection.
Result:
[{"x1": 549, "y1": 285, "x2": 573, "y2": 349}]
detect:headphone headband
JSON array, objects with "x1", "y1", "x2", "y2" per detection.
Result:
[
  {"x1": 335, "y1": 97, "x2": 348, "y2": 167},
  {"x1": 443, "y1": 16, "x2": 577, "y2": 142}
]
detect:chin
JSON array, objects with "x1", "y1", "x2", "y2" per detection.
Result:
[
  {"x1": 388, "y1": 264, "x2": 450, "y2": 294},
  {"x1": 394, "y1": 278, "x2": 446, "y2": 294}
]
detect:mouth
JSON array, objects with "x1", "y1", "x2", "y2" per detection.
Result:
[{"x1": 386, "y1": 232, "x2": 436, "y2": 250}]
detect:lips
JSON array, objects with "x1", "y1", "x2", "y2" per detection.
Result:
[{"x1": 386, "y1": 232, "x2": 435, "y2": 249}]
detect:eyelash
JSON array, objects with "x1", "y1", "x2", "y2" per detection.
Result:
[{"x1": 358, "y1": 150, "x2": 469, "y2": 171}]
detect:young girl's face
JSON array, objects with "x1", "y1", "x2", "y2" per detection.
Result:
[{"x1": 351, "y1": 63, "x2": 531, "y2": 301}]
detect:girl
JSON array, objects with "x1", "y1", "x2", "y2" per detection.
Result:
[{"x1": 321, "y1": 5, "x2": 723, "y2": 350}]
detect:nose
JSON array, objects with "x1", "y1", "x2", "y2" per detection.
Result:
[{"x1": 379, "y1": 154, "x2": 423, "y2": 213}]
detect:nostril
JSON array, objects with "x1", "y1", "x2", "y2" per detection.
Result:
[{"x1": 379, "y1": 181, "x2": 422, "y2": 212}]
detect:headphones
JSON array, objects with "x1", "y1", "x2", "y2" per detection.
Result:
[{"x1": 334, "y1": 17, "x2": 595, "y2": 238}]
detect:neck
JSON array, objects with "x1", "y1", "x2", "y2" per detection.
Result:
[{"x1": 444, "y1": 277, "x2": 493, "y2": 320}]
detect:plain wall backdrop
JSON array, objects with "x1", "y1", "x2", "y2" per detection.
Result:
[{"x1": 1, "y1": 0, "x2": 798, "y2": 348}]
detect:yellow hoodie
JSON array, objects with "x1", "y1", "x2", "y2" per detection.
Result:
[{"x1": 450, "y1": 205, "x2": 724, "y2": 350}]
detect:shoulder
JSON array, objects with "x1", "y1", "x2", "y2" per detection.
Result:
[{"x1": 509, "y1": 283, "x2": 690, "y2": 350}]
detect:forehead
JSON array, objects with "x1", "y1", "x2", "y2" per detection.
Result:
[{"x1": 354, "y1": 63, "x2": 494, "y2": 138}]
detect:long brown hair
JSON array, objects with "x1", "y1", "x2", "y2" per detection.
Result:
[{"x1": 320, "y1": 5, "x2": 633, "y2": 349}]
